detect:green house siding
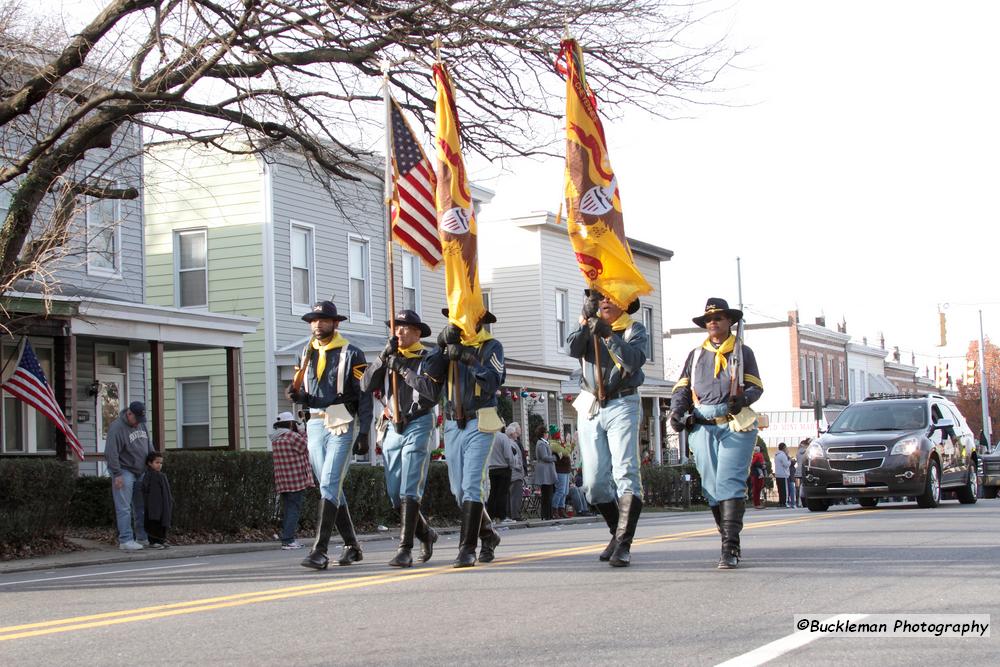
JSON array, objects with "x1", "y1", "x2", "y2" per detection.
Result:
[{"x1": 145, "y1": 144, "x2": 269, "y2": 450}]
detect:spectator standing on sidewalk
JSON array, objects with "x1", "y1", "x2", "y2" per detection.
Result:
[
  {"x1": 486, "y1": 426, "x2": 517, "y2": 523},
  {"x1": 104, "y1": 401, "x2": 154, "y2": 551},
  {"x1": 533, "y1": 424, "x2": 557, "y2": 520},
  {"x1": 750, "y1": 446, "x2": 766, "y2": 509},
  {"x1": 142, "y1": 451, "x2": 173, "y2": 549},
  {"x1": 551, "y1": 428, "x2": 574, "y2": 519},
  {"x1": 506, "y1": 423, "x2": 526, "y2": 521},
  {"x1": 788, "y1": 457, "x2": 799, "y2": 507},
  {"x1": 270, "y1": 411, "x2": 315, "y2": 550},
  {"x1": 774, "y1": 443, "x2": 790, "y2": 508}
]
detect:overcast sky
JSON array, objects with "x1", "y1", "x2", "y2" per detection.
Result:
[{"x1": 470, "y1": 0, "x2": 1000, "y2": 377}]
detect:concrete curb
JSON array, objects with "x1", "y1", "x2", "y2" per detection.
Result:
[{"x1": 0, "y1": 516, "x2": 603, "y2": 575}]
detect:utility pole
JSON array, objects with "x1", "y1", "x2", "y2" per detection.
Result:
[{"x1": 978, "y1": 310, "x2": 992, "y2": 452}]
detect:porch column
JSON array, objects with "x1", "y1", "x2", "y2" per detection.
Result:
[
  {"x1": 651, "y1": 394, "x2": 662, "y2": 464},
  {"x1": 226, "y1": 347, "x2": 241, "y2": 450},
  {"x1": 54, "y1": 334, "x2": 67, "y2": 461},
  {"x1": 149, "y1": 340, "x2": 165, "y2": 452}
]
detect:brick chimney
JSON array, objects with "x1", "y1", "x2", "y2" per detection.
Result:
[
  {"x1": 815, "y1": 316, "x2": 826, "y2": 327},
  {"x1": 788, "y1": 309, "x2": 799, "y2": 324}
]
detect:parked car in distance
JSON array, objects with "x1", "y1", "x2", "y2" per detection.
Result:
[
  {"x1": 978, "y1": 444, "x2": 1000, "y2": 498},
  {"x1": 800, "y1": 394, "x2": 978, "y2": 511}
]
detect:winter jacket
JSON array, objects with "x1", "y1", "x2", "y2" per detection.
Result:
[{"x1": 104, "y1": 410, "x2": 153, "y2": 477}]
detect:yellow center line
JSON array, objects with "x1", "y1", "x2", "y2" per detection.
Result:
[{"x1": 0, "y1": 510, "x2": 859, "y2": 642}]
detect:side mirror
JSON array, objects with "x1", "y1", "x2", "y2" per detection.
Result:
[{"x1": 933, "y1": 417, "x2": 955, "y2": 431}]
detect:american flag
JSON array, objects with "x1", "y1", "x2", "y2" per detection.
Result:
[
  {"x1": 389, "y1": 97, "x2": 441, "y2": 268},
  {"x1": 1, "y1": 339, "x2": 85, "y2": 460}
]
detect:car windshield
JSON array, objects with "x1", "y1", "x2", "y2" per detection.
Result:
[{"x1": 828, "y1": 402, "x2": 928, "y2": 433}]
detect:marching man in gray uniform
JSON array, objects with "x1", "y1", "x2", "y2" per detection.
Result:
[
  {"x1": 669, "y1": 298, "x2": 764, "y2": 569},
  {"x1": 287, "y1": 300, "x2": 373, "y2": 570},
  {"x1": 361, "y1": 310, "x2": 446, "y2": 567},
  {"x1": 567, "y1": 289, "x2": 648, "y2": 567}
]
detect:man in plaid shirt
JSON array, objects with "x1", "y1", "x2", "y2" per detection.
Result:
[{"x1": 271, "y1": 412, "x2": 315, "y2": 549}]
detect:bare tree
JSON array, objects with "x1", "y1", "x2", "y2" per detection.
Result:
[{"x1": 0, "y1": 0, "x2": 737, "y2": 298}]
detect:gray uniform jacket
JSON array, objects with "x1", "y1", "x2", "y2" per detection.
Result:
[
  {"x1": 103, "y1": 410, "x2": 153, "y2": 477},
  {"x1": 443, "y1": 338, "x2": 506, "y2": 419},
  {"x1": 567, "y1": 320, "x2": 647, "y2": 399},
  {"x1": 534, "y1": 438, "x2": 557, "y2": 486},
  {"x1": 361, "y1": 348, "x2": 447, "y2": 424},
  {"x1": 670, "y1": 341, "x2": 764, "y2": 414},
  {"x1": 303, "y1": 343, "x2": 374, "y2": 429}
]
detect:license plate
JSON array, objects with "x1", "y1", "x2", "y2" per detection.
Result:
[{"x1": 843, "y1": 472, "x2": 866, "y2": 486}]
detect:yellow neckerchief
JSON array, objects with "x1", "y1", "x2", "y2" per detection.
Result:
[
  {"x1": 460, "y1": 328, "x2": 494, "y2": 349},
  {"x1": 610, "y1": 312, "x2": 633, "y2": 332},
  {"x1": 312, "y1": 333, "x2": 348, "y2": 379},
  {"x1": 398, "y1": 341, "x2": 425, "y2": 359},
  {"x1": 702, "y1": 334, "x2": 735, "y2": 378}
]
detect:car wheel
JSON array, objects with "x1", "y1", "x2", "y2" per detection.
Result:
[
  {"x1": 916, "y1": 460, "x2": 941, "y2": 508},
  {"x1": 984, "y1": 485, "x2": 999, "y2": 499},
  {"x1": 805, "y1": 498, "x2": 829, "y2": 512},
  {"x1": 956, "y1": 467, "x2": 978, "y2": 504},
  {"x1": 858, "y1": 497, "x2": 879, "y2": 508}
]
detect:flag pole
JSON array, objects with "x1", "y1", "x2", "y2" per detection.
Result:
[{"x1": 382, "y1": 62, "x2": 400, "y2": 425}]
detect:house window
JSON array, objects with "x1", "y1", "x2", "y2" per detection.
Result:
[
  {"x1": 641, "y1": 306, "x2": 654, "y2": 361},
  {"x1": 555, "y1": 289, "x2": 568, "y2": 352},
  {"x1": 177, "y1": 379, "x2": 210, "y2": 447},
  {"x1": 1, "y1": 342, "x2": 56, "y2": 453},
  {"x1": 482, "y1": 290, "x2": 493, "y2": 334},
  {"x1": 290, "y1": 224, "x2": 314, "y2": 307},
  {"x1": 818, "y1": 358, "x2": 826, "y2": 404},
  {"x1": 840, "y1": 360, "x2": 847, "y2": 398},
  {"x1": 176, "y1": 229, "x2": 207, "y2": 308},
  {"x1": 800, "y1": 356, "x2": 807, "y2": 403},
  {"x1": 808, "y1": 357, "x2": 816, "y2": 402},
  {"x1": 348, "y1": 236, "x2": 370, "y2": 320},
  {"x1": 849, "y1": 368, "x2": 856, "y2": 402},
  {"x1": 87, "y1": 195, "x2": 120, "y2": 275},
  {"x1": 401, "y1": 252, "x2": 420, "y2": 311}
]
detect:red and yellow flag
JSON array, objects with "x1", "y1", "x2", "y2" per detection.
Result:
[
  {"x1": 433, "y1": 62, "x2": 485, "y2": 341},
  {"x1": 558, "y1": 39, "x2": 652, "y2": 310}
]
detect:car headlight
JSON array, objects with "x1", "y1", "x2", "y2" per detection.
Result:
[
  {"x1": 806, "y1": 442, "x2": 825, "y2": 460},
  {"x1": 890, "y1": 437, "x2": 920, "y2": 456}
]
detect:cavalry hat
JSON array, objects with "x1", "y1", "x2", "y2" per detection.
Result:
[
  {"x1": 385, "y1": 309, "x2": 432, "y2": 338},
  {"x1": 301, "y1": 300, "x2": 348, "y2": 322},
  {"x1": 440, "y1": 307, "x2": 497, "y2": 325},
  {"x1": 584, "y1": 289, "x2": 640, "y2": 315},
  {"x1": 692, "y1": 297, "x2": 743, "y2": 328},
  {"x1": 272, "y1": 411, "x2": 296, "y2": 429}
]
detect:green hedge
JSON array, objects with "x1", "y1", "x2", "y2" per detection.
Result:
[
  {"x1": 0, "y1": 458, "x2": 77, "y2": 546},
  {"x1": 2, "y1": 452, "x2": 708, "y2": 548}
]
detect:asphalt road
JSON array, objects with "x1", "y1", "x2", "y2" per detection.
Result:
[{"x1": 2, "y1": 500, "x2": 998, "y2": 666}]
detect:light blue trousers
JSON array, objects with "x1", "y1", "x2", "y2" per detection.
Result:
[
  {"x1": 577, "y1": 394, "x2": 643, "y2": 505},
  {"x1": 689, "y1": 403, "x2": 757, "y2": 505},
  {"x1": 112, "y1": 469, "x2": 147, "y2": 544},
  {"x1": 444, "y1": 418, "x2": 496, "y2": 505},
  {"x1": 307, "y1": 417, "x2": 356, "y2": 504},
  {"x1": 382, "y1": 412, "x2": 434, "y2": 507}
]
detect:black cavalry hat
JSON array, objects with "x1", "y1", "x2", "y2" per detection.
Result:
[
  {"x1": 440, "y1": 307, "x2": 497, "y2": 325},
  {"x1": 385, "y1": 309, "x2": 432, "y2": 338},
  {"x1": 301, "y1": 300, "x2": 348, "y2": 322},
  {"x1": 584, "y1": 289, "x2": 640, "y2": 315},
  {"x1": 692, "y1": 297, "x2": 743, "y2": 328}
]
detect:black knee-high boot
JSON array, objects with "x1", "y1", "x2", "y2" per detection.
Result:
[
  {"x1": 478, "y1": 507, "x2": 501, "y2": 563},
  {"x1": 595, "y1": 501, "x2": 620, "y2": 561},
  {"x1": 414, "y1": 510, "x2": 438, "y2": 563},
  {"x1": 389, "y1": 498, "x2": 419, "y2": 567},
  {"x1": 718, "y1": 498, "x2": 745, "y2": 569},
  {"x1": 335, "y1": 504, "x2": 363, "y2": 566},
  {"x1": 301, "y1": 499, "x2": 338, "y2": 570},
  {"x1": 609, "y1": 493, "x2": 643, "y2": 568},
  {"x1": 453, "y1": 501, "x2": 483, "y2": 568},
  {"x1": 711, "y1": 504, "x2": 722, "y2": 535}
]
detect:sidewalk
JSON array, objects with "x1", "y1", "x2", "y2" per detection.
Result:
[{"x1": 0, "y1": 515, "x2": 602, "y2": 575}]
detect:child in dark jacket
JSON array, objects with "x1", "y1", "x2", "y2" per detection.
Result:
[{"x1": 142, "y1": 451, "x2": 174, "y2": 548}]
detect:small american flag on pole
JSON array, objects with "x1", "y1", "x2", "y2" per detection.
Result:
[
  {"x1": 1, "y1": 339, "x2": 85, "y2": 461},
  {"x1": 389, "y1": 97, "x2": 442, "y2": 268}
]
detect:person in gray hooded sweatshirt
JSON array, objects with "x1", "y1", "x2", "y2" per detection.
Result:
[{"x1": 104, "y1": 401, "x2": 154, "y2": 550}]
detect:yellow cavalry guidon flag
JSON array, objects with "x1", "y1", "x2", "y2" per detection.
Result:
[
  {"x1": 433, "y1": 62, "x2": 485, "y2": 341},
  {"x1": 557, "y1": 38, "x2": 652, "y2": 310}
]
